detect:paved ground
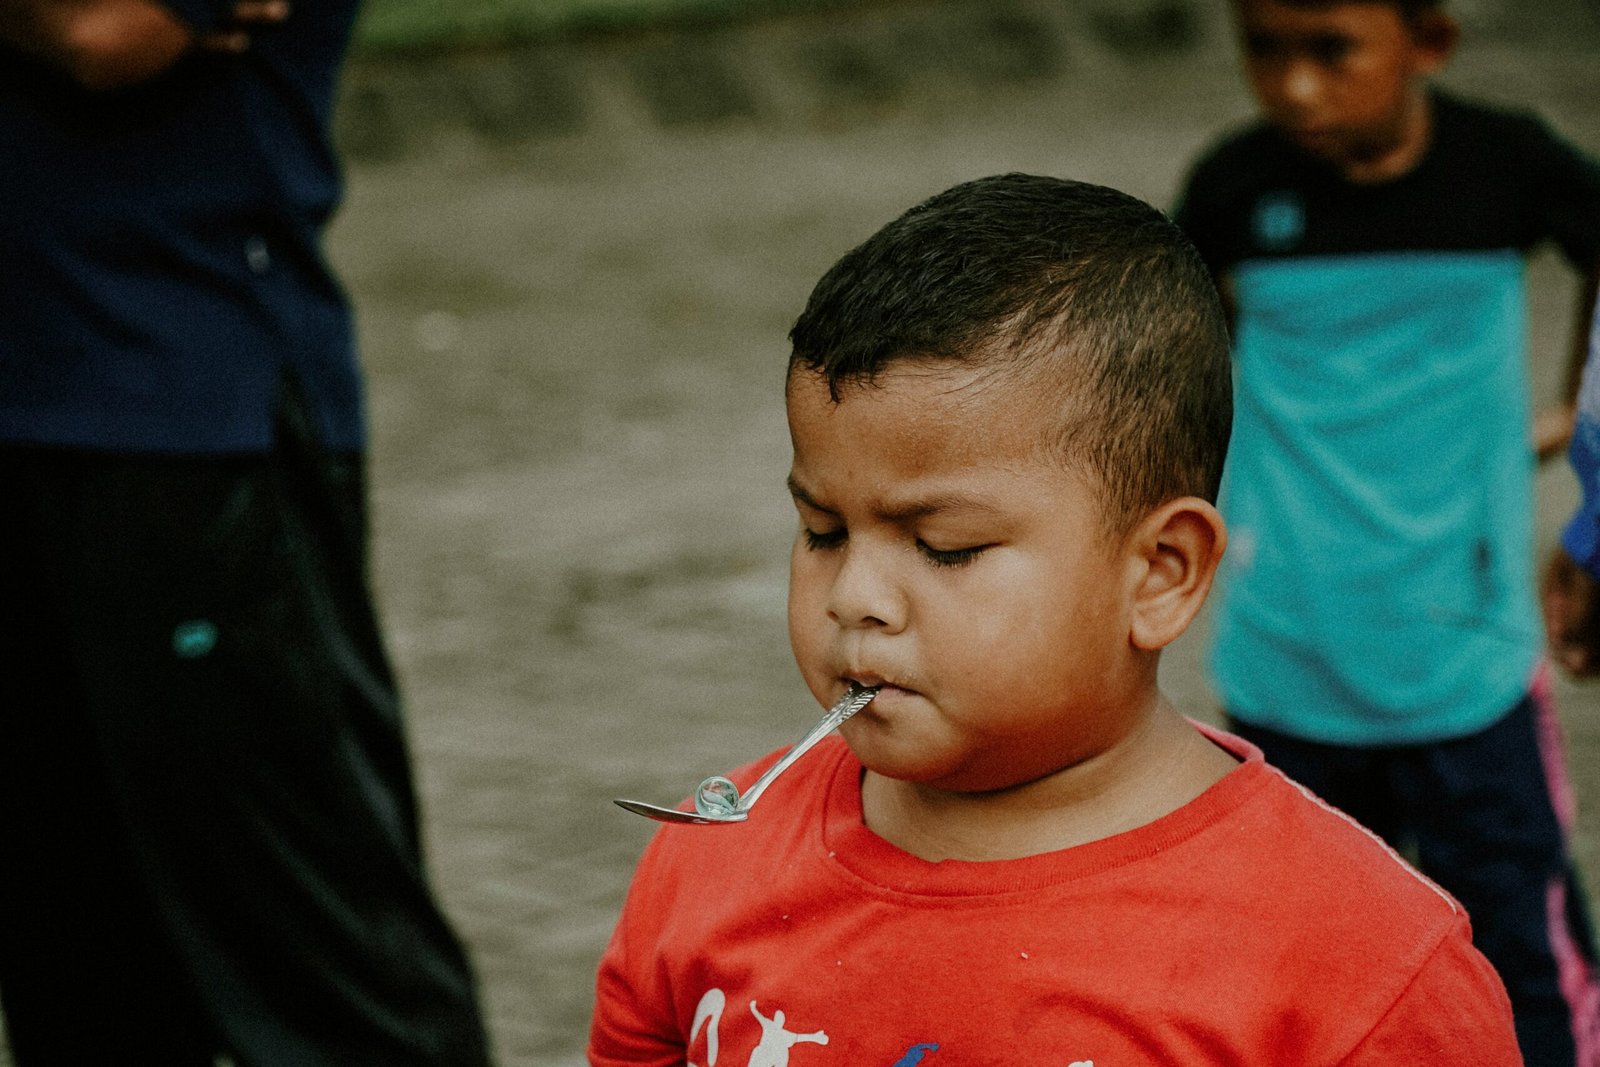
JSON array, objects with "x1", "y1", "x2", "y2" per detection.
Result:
[{"x1": 4, "y1": 3, "x2": 1600, "y2": 1064}]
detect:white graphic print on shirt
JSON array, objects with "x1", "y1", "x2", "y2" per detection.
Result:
[{"x1": 684, "y1": 986, "x2": 1095, "y2": 1066}]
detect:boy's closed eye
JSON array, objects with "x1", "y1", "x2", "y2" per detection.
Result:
[
  {"x1": 1244, "y1": 31, "x2": 1355, "y2": 67},
  {"x1": 1243, "y1": 32, "x2": 1285, "y2": 61},
  {"x1": 917, "y1": 541, "x2": 989, "y2": 568},
  {"x1": 800, "y1": 525, "x2": 846, "y2": 551},
  {"x1": 797, "y1": 521, "x2": 993, "y2": 569},
  {"x1": 1305, "y1": 32, "x2": 1354, "y2": 66}
]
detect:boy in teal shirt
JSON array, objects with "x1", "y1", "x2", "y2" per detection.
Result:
[{"x1": 1176, "y1": 1, "x2": 1600, "y2": 1061}]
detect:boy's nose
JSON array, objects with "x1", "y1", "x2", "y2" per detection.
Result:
[
  {"x1": 826, "y1": 547, "x2": 907, "y2": 633},
  {"x1": 1279, "y1": 60, "x2": 1324, "y2": 110}
]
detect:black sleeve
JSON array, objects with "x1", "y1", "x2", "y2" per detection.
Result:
[
  {"x1": 1173, "y1": 146, "x2": 1232, "y2": 282},
  {"x1": 1523, "y1": 112, "x2": 1600, "y2": 268}
]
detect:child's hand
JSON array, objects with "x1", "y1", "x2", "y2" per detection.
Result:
[
  {"x1": 1533, "y1": 402, "x2": 1576, "y2": 464},
  {"x1": 1542, "y1": 548, "x2": 1600, "y2": 676},
  {"x1": 196, "y1": 0, "x2": 290, "y2": 54},
  {"x1": 2, "y1": 0, "x2": 292, "y2": 89}
]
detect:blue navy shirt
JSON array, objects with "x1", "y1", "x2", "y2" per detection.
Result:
[{"x1": 0, "y1": 0, "x2": 364, "y2": 453}]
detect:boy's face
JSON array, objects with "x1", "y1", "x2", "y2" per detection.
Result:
[
  {"x1": 1233, "y1": 1, "x2": 1452, "y2": 175},
  {"x1": 785, "y1": 362, "x2": 1148, "y2": 795}
]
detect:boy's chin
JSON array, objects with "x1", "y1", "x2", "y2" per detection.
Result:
[
  {"x1": 848, "y1": 739, "x2": 1023, "y2": 795},
  {"x1": 841, "y1": 726, "x2": 947, "y2": 785},
  {"x1": 1281, "y1": 128, "x2": 1352, "y2": 166}
]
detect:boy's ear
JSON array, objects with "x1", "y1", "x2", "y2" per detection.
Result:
[
  {"x1": 1125, "y1": 497, "x2": 1227, "y2": 652},
  {"x1": 1409, "y1": 9, "x2": 1459, "y2": 74}
]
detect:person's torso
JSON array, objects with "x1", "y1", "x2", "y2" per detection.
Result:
[
  {"x1": 1179, "y1": 94, "x2": 1600, "y2": 742},
  {"x1": 0, "y1": 0, "x2": 364, "y2": 453},
  {"x1": 595, "y1": 735, "x2": 1481, "y2": 1064}
]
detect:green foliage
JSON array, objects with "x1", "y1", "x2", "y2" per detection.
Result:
[{"x1": 354, "y1": 0, "x2": 840, "y2": 53}]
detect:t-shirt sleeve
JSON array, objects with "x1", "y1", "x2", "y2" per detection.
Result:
[
  {"x1": 588, "y1": 833, "x2": 689, "y2": 1067},
  {"x1": 1336, "y1": 914, "x2": 1521, "y2": 1065},
  {"x1": 1522, "y1": 112, "x2": 1600, "y2": 268},
  {"x1": 1173, "y1": 152, "x2": 1226, "y2": 278}
]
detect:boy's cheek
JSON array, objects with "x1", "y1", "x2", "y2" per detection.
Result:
[
  {"x1": 786, "y1": 563, "x2": 827, "y2": 623},
  {"x1": 786, "y1": 591, "x2": 832, "y2": 673}
]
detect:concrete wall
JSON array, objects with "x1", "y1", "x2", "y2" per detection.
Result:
[{"x1": 335, "y1": 0, "x2": 1600, "y2": 163}]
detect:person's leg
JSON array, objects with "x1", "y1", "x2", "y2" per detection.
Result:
[
  {"x1": 0, "y1": 446, "x2": 222, "y2": 1065},
  {"x1": 52, "y1": 391, "x2": 493, "y2": 1067},
  {"x1": 1408, "y1": 674, "x2": 1600, "y2": 1067},
  {"x1": 1224, "y1": 718, "x2": 1405, "y2": 843}
]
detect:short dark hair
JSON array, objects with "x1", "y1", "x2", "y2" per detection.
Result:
[
  {"x1": 788, "y1": 172, "x2": 1232, "y2": 534},
  {"x1": 1256, "y1": 0, "x2": 1444, "y2": 16}
]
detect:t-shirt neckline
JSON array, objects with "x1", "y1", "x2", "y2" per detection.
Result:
[{"x1": 817, "y1": 724, "x2": 1271, "y2": 899}]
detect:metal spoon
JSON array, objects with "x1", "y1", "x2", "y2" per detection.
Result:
[{"x1": 613, "y1": 684, "x2": 879, "y2": 825}]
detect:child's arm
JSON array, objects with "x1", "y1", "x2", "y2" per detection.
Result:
[
  {"x1": 1542, "y1": 547, "x2": 1600, "y2": 676},
  {"x1": 1525, "y1": 106, "x2": 1600, "y2": 670},
  {"x1": 1544, "y1": 294, "x2": 1600, "y2": 675},
  {"x1": 1534, "y1": 263, "x2": 1600, "y2": 461}
]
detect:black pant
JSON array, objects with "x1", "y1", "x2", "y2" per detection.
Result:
[
  {"x1": 1233, "y1": 692, "x2": 1599, "y2": 1067},
  {"x1": 0, "y1": 398, "x2": 491, "y2": 1065}
]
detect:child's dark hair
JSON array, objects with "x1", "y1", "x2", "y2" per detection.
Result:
[
  {"x1": 788, "y1": 172, "x2": 1232, "y2": 534},
  {"x1": 1263, "y1": 0, "x2": 1444, "y2": 15}
]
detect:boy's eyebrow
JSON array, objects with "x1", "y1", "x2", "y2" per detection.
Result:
[
  {"x1": 787, "y1": 474, "x2": 1004, "y2": 522},
  {"x1": 787, "y1": 475, "x2": 835, "y2": 514}
]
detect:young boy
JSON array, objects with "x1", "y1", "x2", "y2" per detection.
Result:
[
  {"x1": 1174, "y1": 2, "x2": 1600, "y2": 1062},
  {"x1": 588, "y1": 174, "x2": 1520, "y2": 1064}
]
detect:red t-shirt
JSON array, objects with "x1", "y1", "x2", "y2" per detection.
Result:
[{"x1": 590, "y1": 726, "x2": 1519, "y2": 1065}]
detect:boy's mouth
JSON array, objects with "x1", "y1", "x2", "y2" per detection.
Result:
[
  {"x1": 841, "y1": 674, "x2": 916, "y2": 701},
  {"x1": 1282, "y1": 124, "x2": 1338, "y2": 152}
]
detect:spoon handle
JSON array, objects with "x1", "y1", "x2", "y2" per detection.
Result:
[{"x1": 736, "y1": 685, "x2": 878, "y2": 812}]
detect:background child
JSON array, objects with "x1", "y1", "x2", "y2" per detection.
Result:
[
  {"x1": 1174, "y1": 1, "x2": 1600, "y2": 1061},
  {"x1": 1548, "y1": 305, "x2": 1600, "y2": 677},
  {"x1": 588, "y1": 173, "x2": 1519, "y2": 1064}
]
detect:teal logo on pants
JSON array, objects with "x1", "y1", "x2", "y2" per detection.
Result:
[{"x1": 172, "y1": 619, "x2": 219, "y2": 658}]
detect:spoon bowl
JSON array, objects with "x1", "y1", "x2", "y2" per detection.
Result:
[
  {"x1": 611, "y1": 798, "x2": 750, "y2": 825},
  {"x1": 613, "y1": 684, "x2": 879, "y2": 826}
]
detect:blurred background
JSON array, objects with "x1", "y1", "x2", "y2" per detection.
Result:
[{"x1": 9, "y1": 1, "x2": 1599, "y2": 1063}]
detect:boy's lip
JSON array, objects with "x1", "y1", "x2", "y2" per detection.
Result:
[
  {"x1": 1282, "y1": 124, "x2": 1343, "y2": 152},
  {"x1": 1292, "y1": 129, "x2": 1337, "y2": 147},
  {"x1": 841, "y1": 673, "x2": 916, "y2": 698}
]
